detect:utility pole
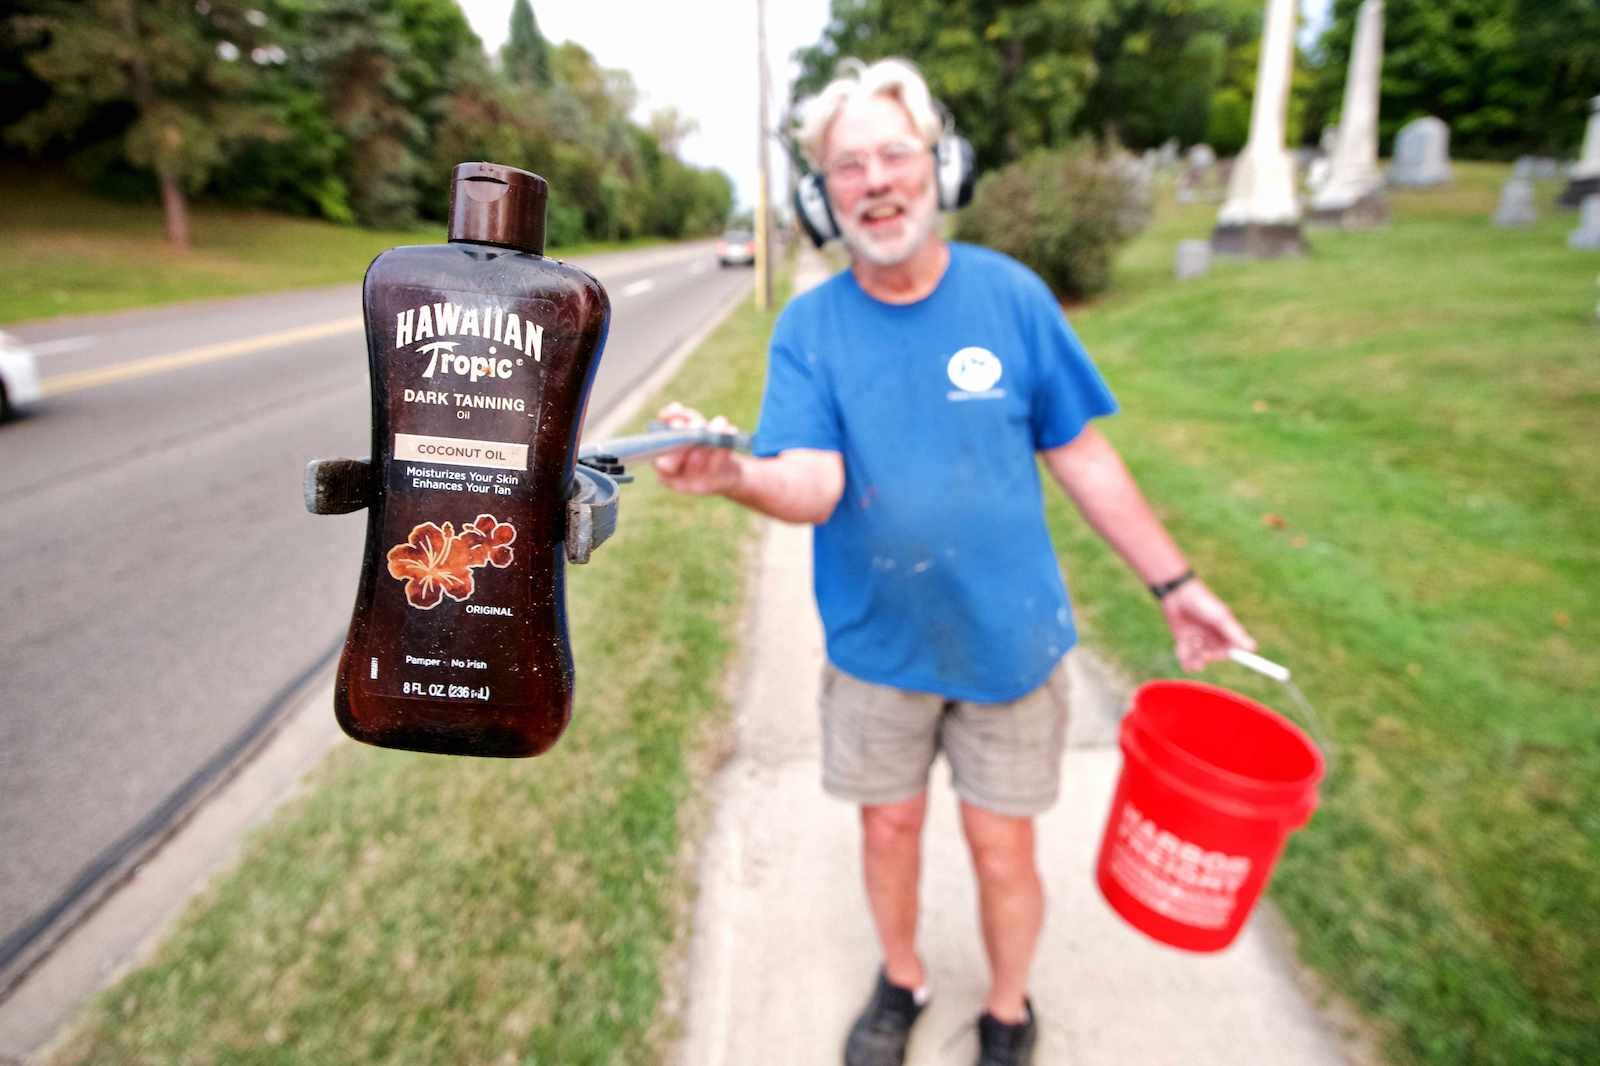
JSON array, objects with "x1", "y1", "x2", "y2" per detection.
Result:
[{"x1": 754, "y1": 0, "x2": 774, "y2": 311}]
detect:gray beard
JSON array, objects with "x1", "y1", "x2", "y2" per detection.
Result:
[{"x1": 839, "y1": 185, "x2": 940, "y2": 267}]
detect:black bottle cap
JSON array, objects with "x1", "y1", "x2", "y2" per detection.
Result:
[{"x1": 447, "y1": 162, "x2": 548, "y2": 255}]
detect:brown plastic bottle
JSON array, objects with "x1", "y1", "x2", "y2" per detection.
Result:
[{"x1": 334, "y1": 162, "x2": 610, "y2": 757}]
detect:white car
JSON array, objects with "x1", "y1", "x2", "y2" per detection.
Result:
[
  {"x1": 717, "y1": 230, "x2": 755, "y2": 267},
  {"x1": 0, "y1": 331, "x2": 43, "y2": 420}
]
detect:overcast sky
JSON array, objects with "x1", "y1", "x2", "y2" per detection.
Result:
[{"x1": 458, "y1": 0, "x2": 1334, "y2": 211}]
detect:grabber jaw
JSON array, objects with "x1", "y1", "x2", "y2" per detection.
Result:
[{"x1": 303, "y1": 457, "x2": 620, "y2": 565}]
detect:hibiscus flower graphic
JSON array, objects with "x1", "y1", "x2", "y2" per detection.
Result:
[
  {"x1": 386, "y1": 521, "x2": 478, "y2": 609},
  {"x1": 386, "y1": 515, "x2": 519, "y2": 610},
  {"x1": 460, "y1": 513, "x2": 516, "y2": 569}
]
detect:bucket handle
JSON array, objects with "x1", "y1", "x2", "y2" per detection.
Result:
[{"x1": 1224, "y1": 648, "x2": 1339, "y2": 780}]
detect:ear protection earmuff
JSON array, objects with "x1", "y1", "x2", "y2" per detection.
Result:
[{"x1": 793, "y1": 127, "x2": 976, "y2": 249}]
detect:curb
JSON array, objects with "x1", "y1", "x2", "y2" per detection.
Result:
[{"x1": 0, "y1": 672, "x2": 345, "y2": 1061}]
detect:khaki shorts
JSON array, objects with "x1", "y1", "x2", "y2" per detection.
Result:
[{"x1": 819, "y1": 659, "x2": 1072, "y2": 817}]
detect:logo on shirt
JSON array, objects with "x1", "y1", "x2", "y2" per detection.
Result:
[{"x1": 946, "y1": 346, "x2": 1005, "y2": 401}]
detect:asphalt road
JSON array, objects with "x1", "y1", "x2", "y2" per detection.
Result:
[{"x1": 0, "y1": 240, "x2": 752, "y2": 968}]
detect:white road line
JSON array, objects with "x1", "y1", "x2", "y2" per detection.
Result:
[
  {"x1": 22, "y1": 336, "x2": 96, "y2": 357},
  {"x1": 621, "y1": 278, "x2": 656, "y2": 297},
  {"x1": 690, "y1": 262, "x2": 710, "y2": 275}
]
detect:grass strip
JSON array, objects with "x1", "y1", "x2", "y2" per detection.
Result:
[
  {"x1": 1050, "y1": 162, "x2": 1597, "y2": 1066},
  {"x1": 49, "y1": 280, "x2": 776, "y2": 1065},
  {"x1": 0, "y1": 166, "x2": 663, "y2": 326}
]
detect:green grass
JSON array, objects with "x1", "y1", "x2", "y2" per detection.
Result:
[
  {"x1": 48, "y1": 283, "x2": 775, "y2": 1065},
  {"x1": 1050, "y1": 161, "x2": 1598, "y2": 1065},
  {"x1": 0, "y1": 166, "x2": 664, "y2": 326}
]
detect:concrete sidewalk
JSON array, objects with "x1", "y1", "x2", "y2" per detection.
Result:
[{"x1": 672, "y1": 249, "x2": 1351, "y2": 1066}]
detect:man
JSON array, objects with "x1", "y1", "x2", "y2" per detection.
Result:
[{"x1": 654, "y1": 58, "x2": 1253, "y2": 1066}]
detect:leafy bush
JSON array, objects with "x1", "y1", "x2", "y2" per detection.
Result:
[{"x1": 954, "y1": 143, "x2": 1152, "y2": 300}]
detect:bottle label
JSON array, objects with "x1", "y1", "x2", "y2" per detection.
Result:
[{"x1": 361, "y1": 286, "x2": 561, "y2": 708}]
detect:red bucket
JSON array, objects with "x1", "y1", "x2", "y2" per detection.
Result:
[{"x1": 1095, "y1": 681, "x2": 1325, "y2": 952}]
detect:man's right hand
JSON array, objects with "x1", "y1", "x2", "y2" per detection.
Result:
[{"x1": 653, "y1": 402, "x2": 744, "y2": 497}]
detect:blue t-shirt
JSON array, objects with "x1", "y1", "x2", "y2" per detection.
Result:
[{"x1": 753, "y1": 243, "x2": 1118, "y2": 702}]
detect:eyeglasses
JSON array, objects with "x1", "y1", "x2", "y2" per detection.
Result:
[{"x1": 824, "y1": 141, "x2": 928, "y2": 189}]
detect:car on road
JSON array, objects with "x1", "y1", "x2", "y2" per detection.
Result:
[
  {"x1": 0, "y1": 331, "x2": 42, "y2": 420},
  {"x1": 716, "y1": 229, "x2": 755, "y2": 267}
]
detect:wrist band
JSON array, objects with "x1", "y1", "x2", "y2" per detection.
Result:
[{"x1": 1148, "y1": 569, "x2": 1196, "y2": 600}]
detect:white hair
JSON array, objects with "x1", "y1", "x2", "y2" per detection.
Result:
[{"x1": 795, "y1": 57, "x2": 944, "y2": 171}]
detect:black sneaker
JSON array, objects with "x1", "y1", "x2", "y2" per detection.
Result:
[
  {"x1": 976, "y1": 1000, "x2": 1037, "y2": 1066},
  {"x1": 844, "y1": 969, "x2": 925, "y2": 1066}
]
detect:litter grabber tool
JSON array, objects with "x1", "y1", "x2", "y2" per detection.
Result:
[
  {"x1": 307, "y1": 424, "x2": 751, "y2": 556},
  {"x1": 575, "y1": 420, "x2": 751, "y2": 481}
]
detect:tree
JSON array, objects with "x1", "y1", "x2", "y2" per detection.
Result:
[
  {"x1": 793, "y1": 0, "x2": 1108, "y2": 171},
  {"x1": 633, "y1": 124, "x2": 733, "y2": 238},
  {"x1": 648, "y1": 106, "x2": 699, "y2": 159},
  {"x1": 501, "y1": 0, "x2": 551, "y2": 87},
  {"x1": 422, "y1": 50, "x2": 535, "y2": 220},
  {"x1": 268, "y1": 0, "x2": 478, "y2": 226},
  {"x1": 1512, "y1": 0, "x2": 1600, "y2": 157},
  {"x1": 545, "y1": 42, "x2": 647, "y2": 238},
  {"x1": 1080, "y1": 0, "x2": 1261, "y2": 148},
  {"x1": 9, "y1": 0, "x2": 280, "y2": 248},
  {"x1": 1206, "y1": 34, "x2": 1314, "y2": 154},
  {"x1": 11, "y1": 0, "x2": 738, "y2": 245},
  {"x1": 1306, "y1": 0, "x2": 1600, "y2": 159},
  {"x1": 205, "y1": 0, "x2": 352, "y2": 223},
  {"x1": 388, "y1": 0, "x2": 485, "y2": 220},
  {"x1": 297, "y1": 0, "x2": 425, "y2": 227},
  {"x1": 208, "y1": 0, "x2": 480, "y2": 226}
]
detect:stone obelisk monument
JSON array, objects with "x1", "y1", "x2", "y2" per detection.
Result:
[
  {"x1": 1559, "y1": 95, "x2": 1600, "y2": 207},
  {"x1": 1212, "y1": 0, "x2": 1305, "y2": 256},
  {"x1": 1311, "y1": 0, "x2": 1386, "y2": 226}
]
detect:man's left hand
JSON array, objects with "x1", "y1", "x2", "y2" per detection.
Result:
[{"x1": 1159, "y1": 580, "x2": 1255, "y2": 672}]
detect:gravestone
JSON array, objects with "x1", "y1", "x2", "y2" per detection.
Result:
[
  {"x1": 1180, "y1": 143, "x2": 1220, "y2": 202},
  {"x1": 1135, "y1": 151, "x2": 1159, "y2": 184},
  {"x1": 1492, "y1": 178, "x2": 1537, "y2": 227},
  {"x1": 1175, "y1": 239, "x2": 1212, "y2": 280},
  {"x1": 1118, "y1": 150, "x2": 1154, "y2": 199},
  {"x1": 1313, "y1": 0, "x2": 1388, "y2": 225},
  {"x1": 1307, "y1": 157, "x2": 1332, "y2": 190},
  {"x1": 1389, "y1": 116, "x2": 1451, "y2": 186},
  {"x1": 1570, "y1": 195, "x2": 1600, "y2": 249},
  {"x1": 1559, "y1": 96, "x2": 1600, "y2": 206},
  {"x1": 1515, "y1": 156, "x2": 1563, "y2": 181},
  {"x1": 1212, "y1": 0, "x2": 1307, "y2": 257}
]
